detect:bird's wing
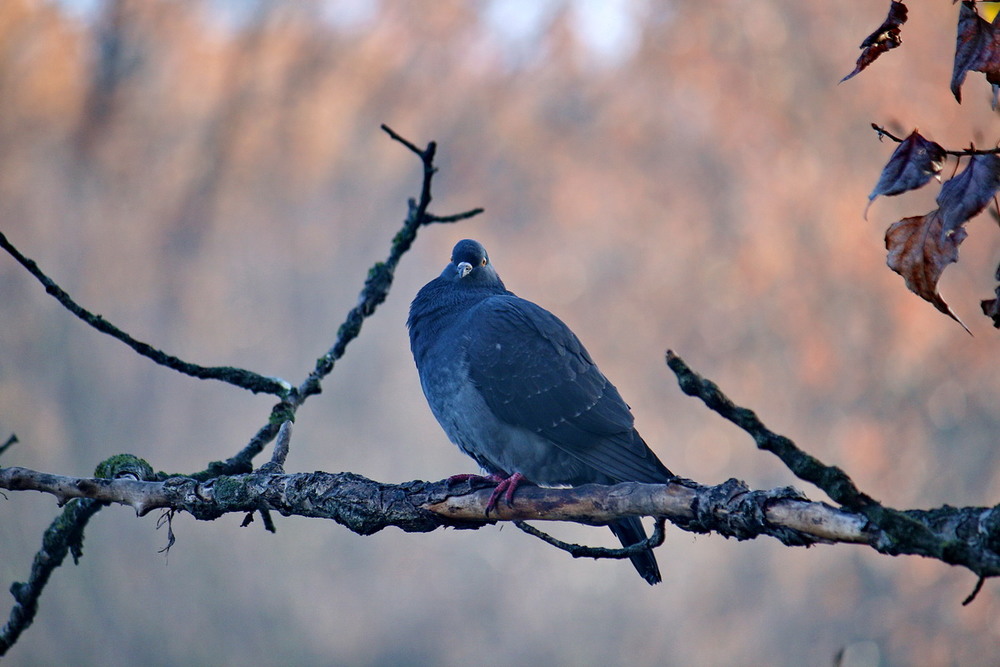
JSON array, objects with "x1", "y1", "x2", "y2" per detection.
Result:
[{"x1": 465, "y1": 296, "x2": 670, "y2": 483}]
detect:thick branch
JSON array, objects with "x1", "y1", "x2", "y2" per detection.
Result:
[
  {"x1": 0, "y1": 466, "x2": 451, "y2": 534},
  {"x1": 4, "y1": 465, "x2": 999, "y2": 575}
]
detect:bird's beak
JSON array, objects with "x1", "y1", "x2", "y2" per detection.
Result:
[{"x1": 456, "y1": 261, "x2": 473, "y2": 278}]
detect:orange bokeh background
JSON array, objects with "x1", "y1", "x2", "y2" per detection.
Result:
[{"x1": 1, "y1": 2, "x2": 998, "y2": 665}]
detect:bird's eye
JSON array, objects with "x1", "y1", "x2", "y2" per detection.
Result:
[{"x1": 480, "y1": 257, "x2": 487, "y2": 267}]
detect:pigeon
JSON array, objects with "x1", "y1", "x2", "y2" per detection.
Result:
[{"x1": 408, "y1": 239, "x2": 674, "y2": 584}]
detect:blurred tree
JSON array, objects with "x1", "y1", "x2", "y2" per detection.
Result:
[{"x1": 0, "y1": 2, "x2": 998, "y2": 665}]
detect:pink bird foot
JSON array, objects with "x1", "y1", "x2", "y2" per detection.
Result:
[
  {"x1": 484, "y1": 472, "x2": 525, "y2": 515},
  {"x1": 445, "y1": 472, "x2": 527, "y2": 515}
]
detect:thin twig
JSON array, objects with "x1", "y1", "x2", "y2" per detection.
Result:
[
  {"x1": 296, "y1": 124, "x2": 483, "y2": 401},
  {"x1": 962, "y1": 576, "x2": 986, "y2": 606},
  {"x1": 0, "y1": 454, "x2": 158, "y2": 656},
  {"x1": 427, "y1": 209, "x2": 485, "y2": 224},
  {"x1": 513, "y1": 518, "x2": 667, "y2": 560},
  {"x1": 871, "y1": 123, "x2": 1000, "y2": 157},
  {"x1": 258, "y1": 421, "x2": 292, "y2": 473},
  {"x1": 0, "y1": 434, "x2": 17, "y2": 459},
  {"x1": 0, "y1": 498, "x2": 103, "y2": 656},
  {"x1": 664, "y1": 350, "x2": 979, "y2": 572},
  {"x1": 0, "y1": 231, "x2": 289, "y2": 397},
  {"x1": 665, "y1": 350, "x2": 873, "y2": 510},
  {"x1": 195, "y1": 125, "x2": 483, "y2": 476},
  {"x1": 0, "y1": 126, "x2": 484, "y2": 653},
  {"x1": 379, "y1": 123, "x2": 423, "y2": 154}
]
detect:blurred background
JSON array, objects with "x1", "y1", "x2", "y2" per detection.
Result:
[{"x1": 1, "y1": 1, "x2": 998, "y2": 665}]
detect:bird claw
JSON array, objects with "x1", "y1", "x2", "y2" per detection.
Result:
[
  {"x1": 484, "y1": 472, "x2": 525, "y2": 516},
  {"x1": 445, "y1": 472, "x2": 527, "y2": 516}
]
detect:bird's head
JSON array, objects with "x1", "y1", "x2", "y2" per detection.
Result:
[{"x1": 441, "y1": 239, "x2": 504, "y2": 289}]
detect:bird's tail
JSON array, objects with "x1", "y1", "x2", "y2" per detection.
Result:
[{"x1": 608, "y1": 517, "x2": 661, "y2": 585}]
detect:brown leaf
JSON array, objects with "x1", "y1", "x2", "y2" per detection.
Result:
[
  {"x1": 936, "y1": 153, "x2": 1000, "y2": 236},
  {"x1": 841, "y1": 1, "x2": 908, "y2": 83},
  {"x1": 951, "y1": 1, "x2": 1000, "y2": 104},
  {"x1": 867, "y1": 130, "x2": 945, "y2": 215},
  {"x1": 885, "y1": 210, "x2": 970, "y2": 333}
]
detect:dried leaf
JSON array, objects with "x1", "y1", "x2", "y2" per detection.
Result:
[
  {"x1": 885, "y1": 210, "x2": 970, "y2": 333},
  {"x1": 936, "y1": 153, "x2": 1000, "y2": 237},
  {"x1": 841, "y1": 1, "x2": 908, "y2": 83},
  {"x1": 951, "y1": 1, "x2": 1000, "y2": 104},
  {"x1": 867, "y1": 130, "x2": 945, "y2": 215}
]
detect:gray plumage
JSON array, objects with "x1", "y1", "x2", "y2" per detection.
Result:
[{"x1": 408, "y1": 239, "x2": 673, "y2": 584}]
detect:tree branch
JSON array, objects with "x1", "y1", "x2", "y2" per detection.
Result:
[
  {"x1": 513, "y1": 518, "x2": 669, "y2": 561},
  {"x1": 176, "y1": 125, "x2": 483, "y2": 478},
  {"x1": 0, "y1": 433, "x2": 16, "y2": 459},
  {"x1": 296, "y1": 125, "x2": 484, "y2": 401},
  {"x1": 0, "y1": 230, "x2": 291, "y2": 397},
  {"x1": 0, "y1": 496, "x2": 104, "y2": 655},
  {"x1": 0, "y1": 454, "x2": 157, "y2": 656},
  {"x1": 665, "y1": 350, "x2": 1000, "y2": 577},
  {"x1": 665, "y1": 350, "x2": 874, "y2": 510},
  {"x1": 0, "y1": 127, "x2": 483, "y2": 653},
  {"x1": 0, "y1": 126, "x2": 483, "y2": 482},
  {"x1": 871, "y1": 123, "x2": 1000, "y2": 157},
  {"x1": 3, "y1": 463, "x2": 999, "y2": 576}
]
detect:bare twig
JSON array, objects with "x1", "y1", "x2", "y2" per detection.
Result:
[
  {"x1": 963, "y1": 576, "x2": 986, "y2": 606},
  {"x1": 871, "y1": 123, "x2": 1000, "y2": 157},
  {"x1": 0, "y1": 454, "x2": 158, "y2": 657},
  {"x1": 0, "y1": 127, "x2": 483, "y2": 653},
  {"x1": 664, "y1": 350, "x2": 997, "y2": 579},
  {"x1": 0, "y1": 497, "x2": 103, "y2": 656},
  {"x1": 0, "y1": 231, "x2": 290, "y2": 397},
  {"x1": 0, "y1": 434, "x2": 17, "y2": 459},
  {"x1": 296, "y1": 125, "x2": 483, "y2": 401},
  {"x1": 193, "y1": 126, "x2": 483, "y2": 477},
  {"x1": 665, "y1": 350, "x2": 874, "y2": 510},
  {"x1": 513, "y1": 517, "x2": 668, "y2": 560},
  {"x1": 261, "y1": 421, "x2": 293, "y2": 472}
]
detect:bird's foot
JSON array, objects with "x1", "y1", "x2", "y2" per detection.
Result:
[
  {"x1": 444, "y1": 472, "x2": 527, "y2": 515},
  {"x1": 484, "y1": 472, "x2": 525, "y2": 516}
]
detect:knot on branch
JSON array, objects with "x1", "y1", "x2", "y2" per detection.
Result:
[
  {"x1": 980, "y1": 508, "x2": 1000, "y2": 557},
  {"x1": 682, "y1": 478, "x2": 815, "y2": 546},
  {"x1": 93, "y1": 454, "x2": 155, "y2": 481}
]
